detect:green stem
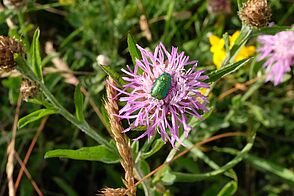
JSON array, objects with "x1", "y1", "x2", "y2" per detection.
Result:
[
  {"x1": 165, "y1": 134, "x2": 186, "y2": 162},
  {"x1": 16, "y1": 10, "x2": 30, "y2": 50},
  {"x1": 222, "y1": 25, "x2": 252, "y2": 67},
  {"x1": 237, "y1": 0, "x2": 243, "y2": 10},
  {"x1": 172, "y1": 130, "x2": 256, "y2": 182},
  {"x1": 15, "y1": 55, "x2": 114, "y2": 151},
  {"x1": 184, "y1": 140, "x2": 236, "y2": 180},
  {"x1": 26, "y1": 2, "x2": 64, "y2": 12},
  {"x1": 134, "y1": 166, "x2": 154, "y2": 196}
]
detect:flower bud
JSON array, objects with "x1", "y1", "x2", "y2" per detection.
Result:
[
  {"x1": 20, "y1": 79, "x2": 39, "y2": 101},
  {"x1": 238, "y1": 0, "x2": 271, "y2": 28},
  {"x1": 0, "y1": 36, "x2": 23, "y2": 72},
  {"x1": 207, "y1": 0, "x2": 231, "y2": 15}
]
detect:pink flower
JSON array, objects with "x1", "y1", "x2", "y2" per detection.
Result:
[
  {"x1": 258, "y1": 30, "x2": 294, "y2": 85},
  {"x1": 117, "y1": 43, "x2": 209, "y2": 147}
]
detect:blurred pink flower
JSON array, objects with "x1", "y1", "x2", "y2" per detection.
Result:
[{"x1": 258, "y1": 30, "x2": 294, "y2": 85}]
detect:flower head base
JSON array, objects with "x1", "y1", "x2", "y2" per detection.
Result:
[
  {"x1": 238, "y1": 0, "x2": 271, "y2": 28},
  {"x1": 117, "y1": 43, "x2": 209, "y2": 146},
  {"x1": 257, "y1": 30, "x2": 294, "y2": 85},
  {"x1": 209, "y1": 31, "x2": 256, "y2": 69}
]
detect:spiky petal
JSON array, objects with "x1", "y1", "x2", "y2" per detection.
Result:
[{"x1": 118, "y1": 43, "x2": 210, "y2": 147}]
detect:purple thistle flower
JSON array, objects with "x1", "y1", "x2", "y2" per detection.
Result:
[
  {"x1": 257, "y1": 30, "x2": 294, "y2": 85},
  {"x1": 116, "y1": 43, "x2": 209, "y2": 146}
]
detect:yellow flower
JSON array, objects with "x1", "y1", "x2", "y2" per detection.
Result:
[
  {"x1": 209, "y1": 31, "x2": 256, "y2": 69},
  {"x1": 198, "y1": 88, "x2": 213, "y2": 101},
  {"x1": 229, "y1": 31, "x2": 240, "y2": 48},
  {"x1": 212, "y1": 49, "x2": 226, "y2": 69},
  {"x1": 59, "y1": 0, "x2": 75, "y2": 5},
  {"x1": 209, "y1": 35, "x2": 225, "y2": 53}
]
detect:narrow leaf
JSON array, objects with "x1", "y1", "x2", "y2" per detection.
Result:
[
  {"x1": 217, "y1": 181, "x2": 237, "y2": 196},
  {"x1": 172, "y1": 131, "x2": 256, "y2": 182},
  {"x1": 18, "y1": 108, "x2": 57, "y2": 128},
  {"x1": 141, "y1": 139, "x2": 165, "y2": 159},
  {"x1": 229, "y1": 26, "x2": 252, "y2": 61},
  {"x1": 250, "y1": 26, "x2": 293, "y2": 38},
  {"x1": 74, "y1": 84, "x2": 85, "y2": 122},
  {"x1": 98, "y1": 64, "x2": 125, "y2": 87},
  {"x1": 127, "y1": 33, "x2": 140, "y2": 65},
  {"x1": 206, "y1": 58, "x2": 253, "y2": 83},
  {"x1": 30, "y1": 29, "x2": 43, "y2": 81},
  {"x1": 246, "y1": 154, "x2": 294, "y2": 184},
  {"x1": 44, "y1": 145, "x2": 119, "y2": 164},
  {"x1": 155, "y1": 166, "x2": 176, "y2": 185}
]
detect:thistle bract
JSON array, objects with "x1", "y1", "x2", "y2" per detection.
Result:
[
  {"x1": 117, "y1": 43, "x2": 210, "y2": 147},
  {"x1": 0, "y1": 36, "x2": 23, "y2": 72},
  {"x1": 238, "y1": 0, "x2": 271, "y2": 28}
]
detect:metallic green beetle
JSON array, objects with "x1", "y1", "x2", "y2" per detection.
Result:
[{"x1": 151, "y1": 72, "x2": 172, "y2": 100}]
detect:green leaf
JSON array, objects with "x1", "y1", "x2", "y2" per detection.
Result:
[
  {"x1": 184, "y1": 140, "x2": 236, "y2": 180},
  {"x1": 223, "y1": 32, "x2": 230, "y2": 54},
  {"x1": 131, "y1": 141, "x2": 139, "y2": 158},
  {"x1": 172, "y1": 131, "x2": 256, "y2": 182},
  {"x1": 18, "y1": 108, "x2": 57, "y2": 128},
  {"x1": 27, "y1": 98, "x2": 53, "y2": 108},
  {"x1": 155, "y1": 166, "x2": 176, "y2": 185},
  {"x1": 214, "y1": 147, "x2": 294, "y2": 184},
  {"x1": 134, "y1": 160, "x2": 154, "y2": 196},
  {"x1": 74, "y1": 84, "x2": 85, "y2": 122},
  {"x1": 127, "y1": 33, "x2": 141, "y2": 65},
  {"x1": 15, "y1": 54, "x2": 38, "y2": 82},
  {"x1": 245, "y1": 154, "x2": 294, "y2": 184},
  {"x1": 250, "y1": 26, "x2": 293, "y2": 38},
  {"x1": 228, "y1": 26, "x2": 252, "y2": 61},
  {"x1": 53, "y1": 177, "x2": 78, "y2": 196},
  {"x1": 217, "y1": 181, "x2": 237, "y2": 196},
  {"x1": 141, "y1": 138, "x2": 165, "y2": 159},
  {"x1": 44, "y1": 145, "x2": 119, "y2": 164},
  {"x1": 29, "y1": 29, "x2": 43, "y2": 81},
  {"x1": 137, "y1": 159, "x2": 150, "y2": 176},
  {"x1": 97, "y1": 64, "x2": 125, "y2": 87},
  {"x1": 15, "y1": 55, "x2": 114, "y2": 150},
  {"x1": 206, "y1": 58, "x2": 253, "y2": 83}
]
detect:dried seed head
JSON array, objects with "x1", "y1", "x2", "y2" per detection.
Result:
[
  {"x1": 20, "y1": 79, "x2": 39, "y2": 101},
  {"x1": 99, "y1": 188, "x2": 127, "y2": 196},
  {"x1": 207, "y1": 0, "x2": 231, "y2": 15},
  {"x1": 0, "y1": 36, "x2": 23, "y2": 72},
  {"x1": 0, "y1": 36, "x2": 23, "y2": 53},
  {"x1": 238, "y1": 0, "x2": 271, "y2": 28},
  {"x1": 3, "y1": 0, "x2": 26, "y2": 9},
  {"x1": 0, "y1": 47, "x2": 15, "y2": 72}
]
